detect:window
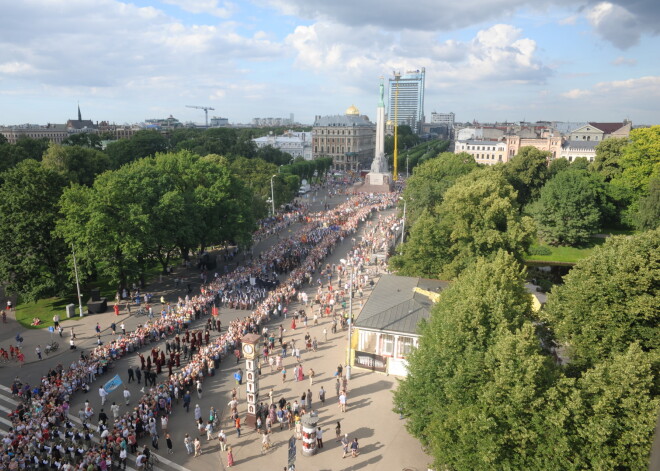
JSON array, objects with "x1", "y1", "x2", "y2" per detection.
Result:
[
  {"x1": 397, "y1": 337, "x2": 414, "y2": 358},
  {"x1": 360, "y1": 332, "x2": 376, "y2": 353},
  {"x1": 380, "y1": 334, "x2": 395, "y2": 356}
]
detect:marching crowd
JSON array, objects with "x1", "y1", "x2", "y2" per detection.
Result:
[{"x1": 0, "y1": 190, "x2": 399, "y2": 470}]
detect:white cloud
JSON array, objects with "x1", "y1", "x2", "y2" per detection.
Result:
[
  {"x1": 561, "y1": 88, "x2": 593, "y2": 99},
  {"x1": 611, "y1": 56, "x2": 637, "y2": 66},
  {"x1": 586, "y1": 2, "x2": 640, "y2": 49},
  {"x1": 0, "y1": 62, "x2": 36, "y2": 75},
  {"x1": 558, "y1": 15, "x2": 577, "y2": 25},
  {"x1": 286, "y1": 22, "x2": 551, "y2": 88},
  {"x1": 160, "y1": 0, "x2": 236, "y2": 18}
]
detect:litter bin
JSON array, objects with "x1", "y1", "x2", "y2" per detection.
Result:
[{"x1": 66, "y1": 304, "x2": 75, "y2": 319}]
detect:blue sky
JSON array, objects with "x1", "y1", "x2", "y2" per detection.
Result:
[{"x1": 0, "y1": 0, "x2": 658, "y2": 126}]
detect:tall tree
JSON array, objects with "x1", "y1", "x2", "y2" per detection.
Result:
[
  {"x1": 635, "y1": 177, "x2": 660, "y2": 230},
  {"x1": 530, "y1": 169, "x2": 612, "y2": 246},
  {"x1": 590, "y1": 137, "x2": 627, "y2": 181},
  {"x1": 394, "y1": 252, "x2": 554, "y2": 470},
  {"x1": 14, "y1": 136, "x2": 49, "y2": 161},
  {"x1": 105, "y1": 130, "x2": 168, "y2": 168},
  {"x1": 614, "y1": 125, "x2": 660, "y2": 198},
  {"x1": 401, "y1": 151, "x2": 478, "y2": 224},
  {"x1": 41, "y1": 143, "x2": 111, "y2": 186},
  {"x1": 393, "y1": 169, "x2": 535, "y2": 278},
  {"x1": 502, "y1": 146, "x2": 550, "y2": 206},
  {"x1": 566, "y1": 344, "x2": 659, "y2": 470},
  {"x1": 542, "y1": 228, "x2": 660, "y2": 370},
  {"x1": 0, "y1": 160, "x2": 69, "y2": 300}
]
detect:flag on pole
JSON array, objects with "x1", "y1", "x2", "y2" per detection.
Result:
[{"x1": 103, "y1": 374, "x2": 123, "y2": 393}]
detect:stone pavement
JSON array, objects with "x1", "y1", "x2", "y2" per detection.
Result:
[{"x1": 0, "y1": 186, "x2": 432, "y2": 471}]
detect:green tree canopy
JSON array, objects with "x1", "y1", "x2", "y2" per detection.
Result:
[
  {"x1": 635, "y1": 177, "x2": 660, "y2": 230},
  {"x1": 393, "y1": 169, "x2": 535, "y2": 278},
  {"x1": 546, "y1": 158, "x2": 571, "y2": 179},
  {"x1": 42, "y1": 143, "x2": 111, "y2": 186},
  {"x1": 14, "y1": 136, "x2": 49, "y2": 161},
  {"x1": 531, "y1": 168, "x2": 613, "y2": 246},
  {"x1": 0, "y1": 160, "x2": 69, "y2": 301},
  {"x1": 542, "y1": 229, "x2": 660, "y2": 370},
  {"x1": 62, "y1": 132, "x2": 102, "y2": 149},
  {"x1": 614, "y1": 125, "x2": 660, "y2": 198},
  {"x1": 502, "y1": 146, "x2": 550, "y2": 206},
  {"x1": 401, "y1": 151, "x2": 478, "y2": 224},
  {"x1": 105, "y1": 129, "x2": 168, "y2": 168},
  {"x1": 394, "y1": 252, "x2": 556, "y2": 470},
  {"x1": 590, "y1": 137, "x2": 627, "y2": 181}
]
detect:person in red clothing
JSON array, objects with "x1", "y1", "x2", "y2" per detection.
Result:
[{"x1": 114, "y1": 303, "x2": 120, "y2": 316}]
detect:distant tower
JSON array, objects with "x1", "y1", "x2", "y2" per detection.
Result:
[
  {"x1": 388, "y1": 68, "x2": 425, "y2": 134},
  {"x1": 77, "y1": 103, "x2": 82, "y2": 121}
]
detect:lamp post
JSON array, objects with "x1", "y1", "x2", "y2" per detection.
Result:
[
  {"x1": 346, "y1": 261, "x2": 353, "y2": 380},
  {"x1": 406, "y1": 156, "x2": 409, "y2": 179},
  {"x1": 270, "y1": 174, "x2": 276, "y2": 216},
  {"x1": 71, "y1": 244, "x2": 84, "y2": 317}
]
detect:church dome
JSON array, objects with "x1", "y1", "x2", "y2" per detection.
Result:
[{"x1": 345, "y1": 104, "x2": 360, "y2": 115}]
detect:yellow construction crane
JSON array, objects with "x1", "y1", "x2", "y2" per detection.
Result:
[
  {"x1": 393, "y1": 71, "x2": 400, "y2": 181},
  {"x1": 186, "y1": 105, "x2": 215, "y2": 127}
]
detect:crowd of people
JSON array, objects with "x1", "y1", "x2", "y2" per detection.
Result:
[{"x1": 0, "y1": 190, "x2": 399, "y2": 470}]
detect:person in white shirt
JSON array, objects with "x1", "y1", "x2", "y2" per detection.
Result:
[
  {"x1": 123, "y1": 387, "x2": 131, "y2": 405},
  {"x1": 111, "y1": 402, "x2": 120, "y2": 419},
  {"x1": 99, "y1": 387, "x2": 108, "y2": 405}
]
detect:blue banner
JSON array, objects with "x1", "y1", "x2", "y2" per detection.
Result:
[{"x1": 103, "y1": 374, "x2": 123, "y2": 393}]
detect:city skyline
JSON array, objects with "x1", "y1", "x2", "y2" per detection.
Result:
[{"x1": 1, "y1": 0, "x2": 659, "y2": 126}]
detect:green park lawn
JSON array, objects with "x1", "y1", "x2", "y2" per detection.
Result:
[
  {"x1": 14, "y1": 258, "x2": 179, "y2": 329},
  {"x1": 524, "y1": 237, "x2": 606, "y2": 264}
]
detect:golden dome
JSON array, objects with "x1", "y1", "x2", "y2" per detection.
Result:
[{"x1": 345, "y1": 104, "x2": 360, "y2": 115}]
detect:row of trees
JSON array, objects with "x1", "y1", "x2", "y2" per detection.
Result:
[
  {"x1": 392, "y1": 126, "x2": 659, "y2": 279},
  {"x1": 395, "y1": 231, "x2": 659, "y2": 470},
  {"x1": 0, "y1": 127, "x2": 330, "y2": 301}
]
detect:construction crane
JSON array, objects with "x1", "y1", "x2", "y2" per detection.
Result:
[{"x1": 186, "y1": 105, "x2": 215, "y2": 127}]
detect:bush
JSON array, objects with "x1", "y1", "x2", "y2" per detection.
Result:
[{"x1": 528, "y1": 245, "x2": 552, "y2": 256}]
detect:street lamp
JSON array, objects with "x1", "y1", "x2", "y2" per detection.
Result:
[
  {"x1": 270, "y1": 175, "x2": 277, "y2": 216},
  {"x1": 399, "y1": 197, "x2": 407, "y2": 247},
  {"x1": 71, "y1": 244, "x2": 85, "y2": 317}
]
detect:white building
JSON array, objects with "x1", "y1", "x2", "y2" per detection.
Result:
[
  {"x1": 252, "y1": 130, "x2": 313, "y2": 160},
  {"x1": 454, "y1": 139, "x2": 508, "y2": 165},
  {"x1": 560, "y1": 141, "x2": 598, "y2": 162}
]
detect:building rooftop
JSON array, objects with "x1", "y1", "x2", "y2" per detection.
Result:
[
  {"x1": 588, "y1": 122, "x2": 627, "y2": 134},
  {"x1": 563, "y1": 140, "x2": 599, "y2": 150},
  {"x1": 313, "y1": 114, "x2": 373, "y2": 127},
  {"x1": 355, "y1": 275, "x2": 449, "y2": 335}
]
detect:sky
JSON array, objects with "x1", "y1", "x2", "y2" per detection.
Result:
[{"x1": 0, "y1": 0, "x2": 659, "y2": 126}]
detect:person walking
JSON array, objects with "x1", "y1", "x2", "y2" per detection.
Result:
[
  {"x1": 183, "y1": 391, "x2": 191, "y2": 412},
  {"x1": 319, "y1": 386, "x2": 326, "y2": 406},
  {"x1": 341, "y1": 434, "x2": 349, "y2": 458},
  {"x1": 339, "y1": 391, "x2": 347, "y2": 412},
  {"x1": 335, "y1": 377, "x2": 341, "y2": 397},
  {"x1": 127, "y1": 367, "x2": 135, "y2": 383},
  {"x1": 196, "y1": 379, "x2": 203, "y2": 399},
  {"x1": 99, "y1": 386, "x2": 108, "y2": 406},
  {"x1": 218, "y1": 430, "x2": 227, "y2": 451},
  {"x1": 111, "y1": 402, "x2": 120, "y2": 420},
  {"x1": 166, "y1": 433, "x2": 173, "y2": 454},
  {"x1": 184, "y1": 434, "x2": 193, "y2": 455},
  {"x1": 35, "y1": 345, "x2": 42, "y2": 360},
  {"x1": 335, "y1": 421, "x2": 341, "y2": 441},
  {"x1": 235, "y1": 415, "x2": 241, "y2": 438},
  {"x1": 123, "y1": 387, "x2": 131, "y2": 405},
  {"x1": 226, "y1": 446, "x2": 235, "y2": 467},
  {"x1": 135, "y1": 367, "x2": 142, "y2": 384},
  {"x1": 193, "y1": 437, "x2": 202, "y2": 457},
  {"x1": 316, "y1": 427, "x2": 324, "y2": 449},
  {"x1": 309, "y1": 368, "x2": 315, "y2": 386},
  {"x1": 350, "y1": 437, "x2": 359, "y2": 457}
]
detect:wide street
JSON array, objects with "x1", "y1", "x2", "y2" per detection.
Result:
[{"x1": 0, "y1": 185, "x2": 431, "y2": 471}]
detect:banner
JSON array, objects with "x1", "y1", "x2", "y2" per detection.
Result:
[
  {"x1": 103, "y1": 374, "x2": 123, "y2": 393},
  {"x1": 354, "y1": 351, "x2": 388, "y2": 373}
]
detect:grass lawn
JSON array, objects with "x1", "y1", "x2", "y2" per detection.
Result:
[
  {"x1": 14, "y1": 257, "x2": 181, "y2": 329},
  {"x1": 524, "y1": 237, "x2": 607, "y2": 264}
]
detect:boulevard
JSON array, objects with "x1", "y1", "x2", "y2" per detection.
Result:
[{"x1": 0, "y1": 184, "x2": 430, "y2": 471}]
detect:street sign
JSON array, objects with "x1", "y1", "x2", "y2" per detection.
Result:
[{"x1": 288, "y1": 435, "x2": 296, "y2": 465}]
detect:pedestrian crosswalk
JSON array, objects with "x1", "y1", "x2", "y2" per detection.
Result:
[{"x1": 0, "y1": 382, "x2": 188, "y2": 471}]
